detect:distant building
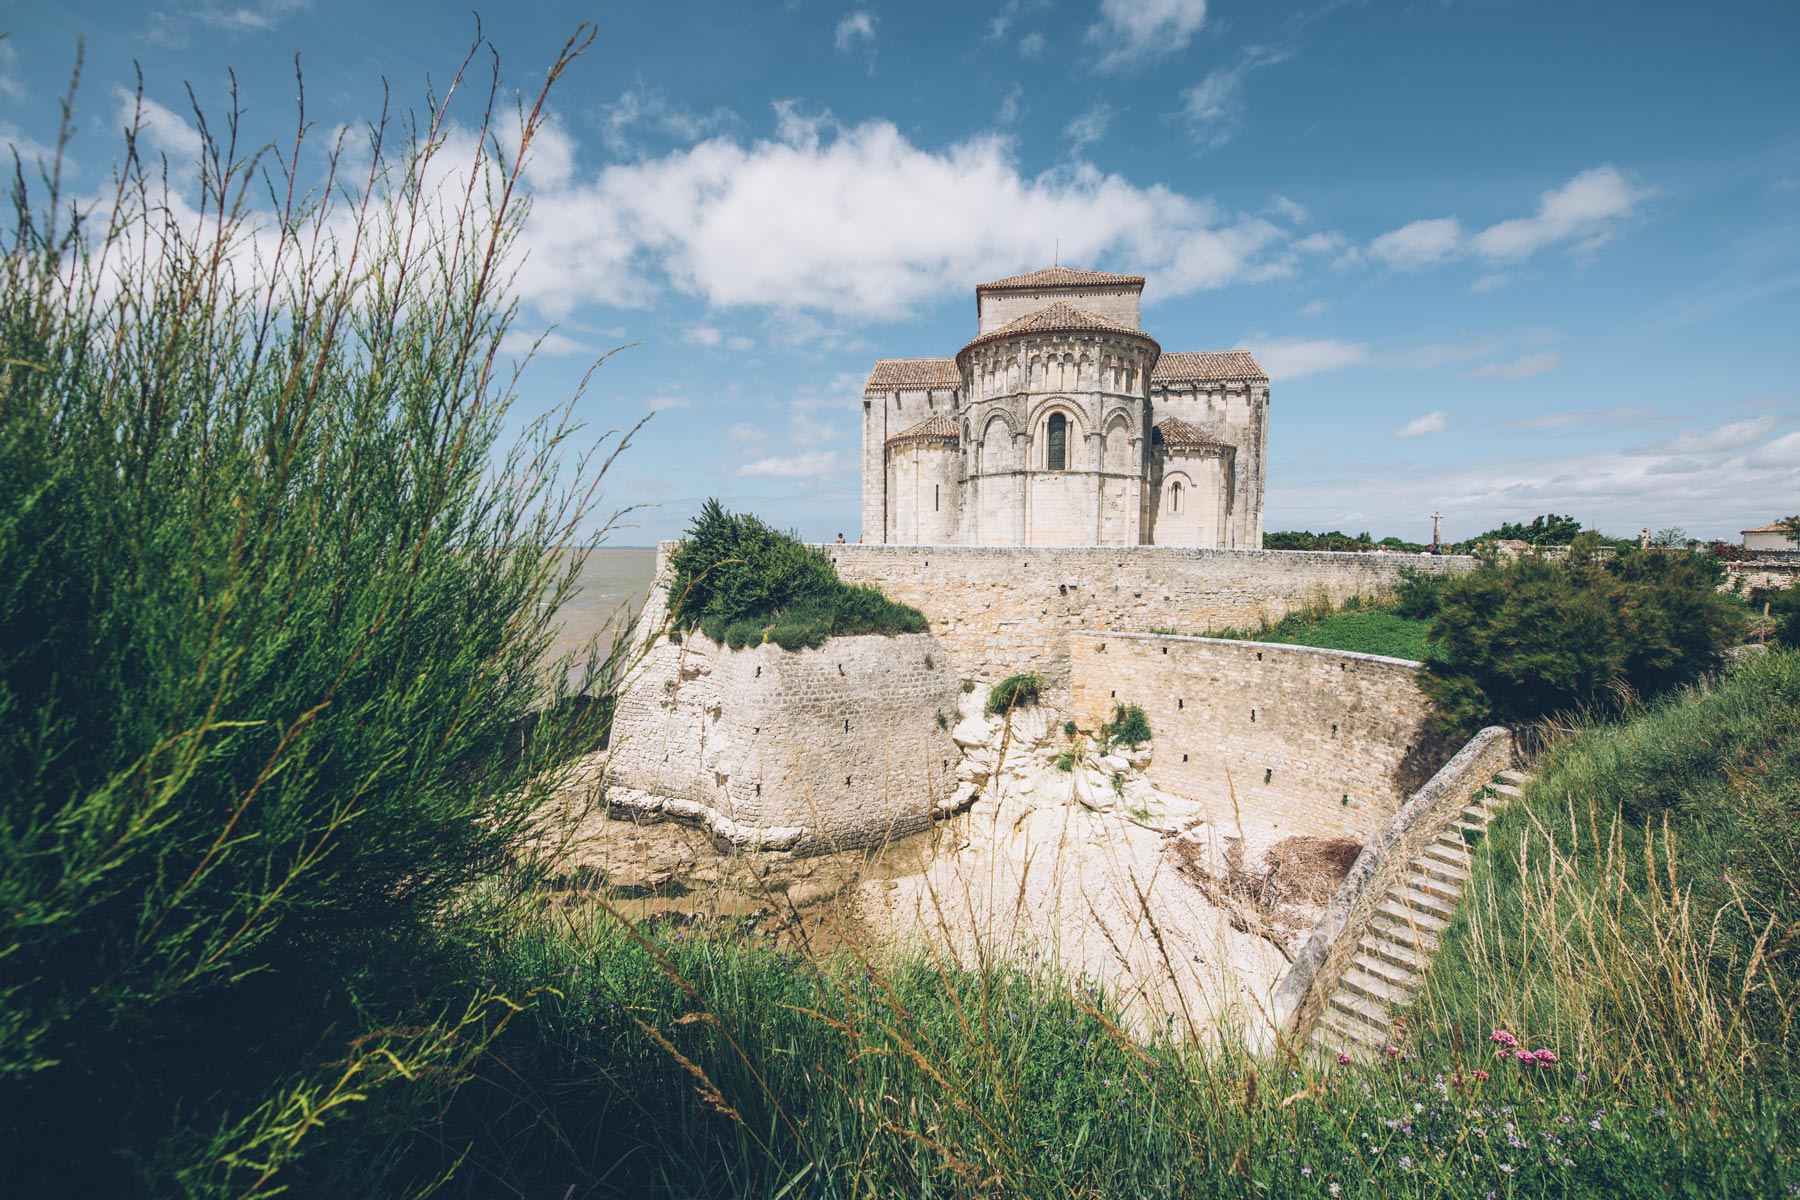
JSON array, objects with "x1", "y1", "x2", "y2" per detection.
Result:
[
  {"x1": 860, "y1": 267, "x2": 1269, "y2": 547},
  {"x1": 1742, "y1": 522, "x2": 1799, "y2": 552}
]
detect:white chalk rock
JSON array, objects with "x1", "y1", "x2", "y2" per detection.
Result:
[
  {"x1": 1007, "y1": 704, "x2": 1050, "y2": 748},
  {"x1": 1098, "y1": 754, "x2": 1130, "y2": 774},
  {"x1": 1123, "y1": 744, "x2": 1153, "y2": 769},
  {"x1": 951, "y1": 716, "x2": 993, "y2": 749}
]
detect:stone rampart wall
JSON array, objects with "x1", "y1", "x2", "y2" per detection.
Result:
[
  {"x1": 824, "y1": 544, "x2": 1473, "y2": 696},
  {"x1": 1069, "y1": 633, "x2": 1439, "y2": 841},
  {"x1": 605, "y1": 550, "x2": 963, "y2": 852}
]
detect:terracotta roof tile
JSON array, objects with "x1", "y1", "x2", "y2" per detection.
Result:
[
  {"x1": 977, "y1": 266, "x2": 1147, "y2": 291},
  {"x1": 864, "y1": 358, "x2": 961, "y2": 390},
  {"x1": 1151, "y1": 350, "x2": 1267, "y2": 384},
  {"x1": 885, "y1": 414, "x2": 960, "y2": 448},
  {"x1": 1742, "y1": 523, "x2": 1798, "y2": 534},
  {"x1": 958, "y1": 300, "x2": 1159, "y2": 359},
  {"x1": 1153, "y1": 417, "x2": 1229, "y2": 452}
]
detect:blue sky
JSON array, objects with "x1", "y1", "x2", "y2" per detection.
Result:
[{"x1": 4, "y1": 0, "x2": 1797, "y2": 544}]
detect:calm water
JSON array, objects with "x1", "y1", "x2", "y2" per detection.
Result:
[{"x1": 544, "y1": 547, "x2": 659, "y2": 664}]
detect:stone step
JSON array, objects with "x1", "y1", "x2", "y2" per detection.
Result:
[
  {"x1": 1370, "y1": 912, "x2": 1440, "y2": 953},
  {"x1": 1341, "y1": 964, "x2": 1416, "y2": 1008},
  {"x1": 1451, "y1": 819, "x2": 1487, "y2": 838},
  {"x1": 1461, "y1": 804, "x2": 1493, "y2": 825},
  {"x1": 1495, "y1": 769, "x2": 1529, "y2": 787},
  {"x1": 1407, "y1": 866, "x2": 1463, "y2": 902},
  {"x1": 1387, "y1": 881, "x2": 1456, "y2": 922},
  {"x1": 1488, "y1": 781, "x2": 1523, "y2": 800},
  {"x1": 1377, "y1": 894, "x2": 1451, "y2": 934},
  {"x1": 1415, "y1": 852, "x2": 1470, "y2": 887},
  {"x1": 1352, "y1": 948, "x2": 1420, "y2": 991},
  {"x1": 1328, "y1": 989, "x2": 1391, "y2": 1032},
  {"x1": 1358, "y1": 929, "x2": 1430, "y2": 973},
  {"x1": 1424, "y1": 838, "x2": 1472, "y2": 866},
  {"x1": 1314, "y1": 1006, "x2": 1385, "y2": 1052}
]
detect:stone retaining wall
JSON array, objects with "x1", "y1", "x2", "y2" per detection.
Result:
[
  {"x1": 823, "y1": 544, "x2": 1472, "y2": 696},
  {"x1": 1269, "y1": 726, "x2": 1516, "y2": 1045},
  {"x1": 1069, "y1": 632, "x2": 1442, "y2": 841}
]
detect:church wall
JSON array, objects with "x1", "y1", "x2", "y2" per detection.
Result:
[
  {"x1": 1148, "y1": 454, "x2": 1227, "y2": 548},
  {"x1": 863, "y1": 382, "x2": 962, "y2": 542},
  {"x1": 977, "y1": 286, "x2": 1142, "y2": 334},
  {"x1": 1069, "y1": 633, "x2": 1437, "y2": 841},
  {"x1": 887, "y1": 442, "x2": 959, "y2": 545},
  {"x1": 1150, "y1": 382, "x2": 1268, "y2": 547},
  {"x1": 822, "y1": 543, "x2": 1474, "y2": 698}
]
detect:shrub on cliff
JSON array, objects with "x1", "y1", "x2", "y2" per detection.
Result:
[
  {"x1": 1101, "y1": 703, "x2": 1152, "y2": 747},
  {"x1": 0, "y1": 38, "x2": 627, "y2": 1195},
  {"x1": 985, "y1": 672, "x2": 1043, "y2": 715},
  {"x1": 1422, "y1": 544, "x2": 1741, "y2": 734},
  {"x1": 668, "y1": 499, "x2": 926, "y2": 649}
]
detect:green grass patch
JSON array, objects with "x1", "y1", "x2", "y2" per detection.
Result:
[
  {"x1": 985, "y1": 672, "x2": 1043, "y2": 715},
  {"x1": 668, "y1": 499, "x2": 927, "y2": 651},
  {"x1": 1100, "y1": 702, "x2": 1152, "y2": 747},
  {"x1": 1199, "y1": 598, "x2": 1431, "y2": 661}
]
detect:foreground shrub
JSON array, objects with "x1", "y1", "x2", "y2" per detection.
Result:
[
  {"x1": 1772, "y1": 585, "x2": 1800, "y2": 648},
  {"x1": 985, "y1": 672, "x2": 1043, "y2": 715},
  {"x1": 668, "y1": 499, "x2": 926, "y2": 649},
  {"x1": 0, "y1": 37, "x2": 624, "y2": 1195},
  {"x1": 1422, "y1": 543, "x2": 1741, "y2": 734}
]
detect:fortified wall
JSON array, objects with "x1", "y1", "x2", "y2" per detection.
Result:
[
  {"x1": 1068, "y1": 633, "x2": 1439, "y2": 842},
  {"x1": 825, "y1": 544, "x2": 1472, "y2": 696}
]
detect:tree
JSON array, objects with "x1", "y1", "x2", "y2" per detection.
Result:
[
  {"x1": 1651, "y1": 526, "x2": 1692, "y2": 548},
  {"x1": 1422, "y1": 547, "x2": 1741, "y2": 735},
  {"x1": 1779, "y1": 515, "x2": 1800, "y2": 546}
]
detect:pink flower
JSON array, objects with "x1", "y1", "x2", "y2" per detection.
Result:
[
  {"x1": 1337, "y1": 1053, "x2": 1353, "y2": 1065},
  {"x1": 1514, "y1": 1049, "x2": 1532, "y2": 1063},
  {"x1": 1385, "y1": 1046, "x2": 1403, "y2": 1057},
  {"x1": 1472, "y1": 1069, "x2": 1491, "y2": 1082},
  {"x1": 1489, "y1": 1029, "x2": 1519, "y2": 1048},
  {"x1": 1531, "y1": 1048, "x2": 1558, "y2": 1065}
]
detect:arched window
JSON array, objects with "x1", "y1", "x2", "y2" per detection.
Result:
[
  {"x1": 1047, "y1": 413, "x2": 1067, "y2": 471},
  {"x1": 1169, "y1": 480, "x2": 1184, "y2": 514}
]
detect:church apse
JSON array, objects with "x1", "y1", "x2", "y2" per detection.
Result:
[{"x1": 862, "y1": 267, "x2": 1268, "y2": 548}]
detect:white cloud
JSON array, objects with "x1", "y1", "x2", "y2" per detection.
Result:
[
  {"x1": 0, "y1": 42, "x2": 23, "y2": 101},
  {"x1": 835, "y1": 10, "x2": 879, "y2": 53},
  {"x1": 1019, "y1": 31, "x2": 1047, "y2": 58},
  {"x1": 145, "y1": 0, "x2": 310, "y2": 45},
  {"x1": 509, "y1": 108, "x2": 1311, "y2": 319},
  {"x1": 1065, "y1": 102, "x2": 1113, "y2": 155},
  {"x1": 1369, "y1": 217, "x2": 1466, "y2": 270},
  {"x1": 996, "y1": 83, "x2": 1024, "y2": 126},
  {"x1": 1298, "y1": 299, "x2": 1329, "y2": 318},
  {"x1": 1179, "y1": 46, "x2": 1292, "y2": 150},
  {"x1": 1515, "y1": 405, "x2": 1657, "y2": 430},
  {"x1": 727, "y1": 422, "x2": 767, "y2": 444},
  {"x1": 1090, "y1": 0, "x2": 1209, "y2": 70},
  {"x1": 597, "y1": 88, "x2": 735, "y2": 159},
  {"x1": 1267, "y1": 195, "x2": 1309, "y2": 224},
  {"x1": 1468, "y1": 351, "x2": 1561, "y2": 380},
  {"x1": 1238, "y1": 337, "x2": 1370, "y2": 380},
  {"x1": 646, "y1": 395, "x2": 691, "y2": 412},
  {"x1": 737, "y1": 449, "x2": 846, "y2": 478},
  {"x1": 1396, "y1": 411, "x2": 1449, "y2": 438},
  {"x1": 115, "y1": 87, "x2": 203, "y2": 164},
  {"x1": 684, "y1": 324, "x2": 724, "y2": 347},
  {"x1": 1663, "y1": 415, "x2": 1778, "y2": 454},
  {"x1": 1471, "y1": 166, "x2": 1650, "y2": 260},
  {"x1": 1746, "y1": 431, "x2": 1800, "y2": 469},
  {"x1": 1368, "y1": 166, "x2": 1649, "y2": 271}
]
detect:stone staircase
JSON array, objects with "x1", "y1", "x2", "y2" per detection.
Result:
[{"x1": 1310, "y1": 768, "x2": 1530, "y2": 1058}]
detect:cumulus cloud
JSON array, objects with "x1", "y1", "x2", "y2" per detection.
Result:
[
  {"x1": 1396, "y1": 411, "x2": 1449, "y2": 437},
  {"x1": 1064, "y1": 102, "x2": 1113, "y2": 155},
  {"x1": 645, "y1": 394, "x2": 691, "y2": 412},
  {"x1": 1368, "y1": 166, "x2": 1650, "y2": 271},
  {"x1": 996, "y1": 83, "x2": 1024, "y2": 126},
  {"x1": 1298, "y1": 299, "x2": 1329, "y2": 317},
  {"x1": 508, "y1": 106, "x2": 1317, "y2": 319},
  {"x1": 1468, "y1": 351, "x2": 1561, "y2": 380},
  {"x1": 737, "y1": 449, "x2": 846, "y2": 478},
  {"x1": 597, "y1": 87, "x2": 736, "y2": 159},
  {"x1": 835, "y1": 10, "x2": 879, "y2": 53},
  {"x1": 1019, "y1": 32, "x2": 1047, "y2": 58},
  {"x1": 1180, "y1": 45, "x2": 1292, "y2": 150},
  {"x1": 1090, "y1": 0, "x2": 1209, "y2": 70},
  {"x1": 116, "y1": 87, "x2": 203, "y2": 164}
]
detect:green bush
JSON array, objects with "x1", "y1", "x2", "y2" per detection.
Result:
[
  {"x1": 1101, "y1": 703, "x2": 1152, "y2": 747},
  {"x1": 1772, "y1": 586, "x2": 1800, "y2": 649},
  {"x1": 1423, "y1": 545, "x2": 1742, "y2": 735},
  {"x1": 985, "y1": 673, "x2": 1043, "y2": 715},
  {"x1": 0, "y1": 45, "x2": 621, "y2": 1196},
  {"x1": 668, "y1": 500, "x2": 926, "y2": 650},
  {"x1": 1392, "y1": 567, "x2": 1448, "y2": 619}
]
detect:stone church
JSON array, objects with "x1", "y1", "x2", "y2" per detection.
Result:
[{"x1": 860, "y1": 267, "x2": 1269, "y2": 548}]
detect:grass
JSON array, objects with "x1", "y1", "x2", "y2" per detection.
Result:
[
  {"x1": 1193, "y1": 592, "x2": 1433, "y2": 661},
  {"x1": 985, "y1": 672, "x2": 1044, "y2": 715}
]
